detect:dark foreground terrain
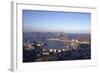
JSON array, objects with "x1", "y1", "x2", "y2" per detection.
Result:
[{"x1": 23, "y1": 43, "x2": 91, "y2": 62}]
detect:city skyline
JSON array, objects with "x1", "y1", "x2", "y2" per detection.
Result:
[{"x1": 23, "y1": 10, "x2": 91, "y2": 33}]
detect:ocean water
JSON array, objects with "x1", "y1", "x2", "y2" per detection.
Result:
[{"x1": 23, "y1": 32, "x2": 90, "y2": 49}]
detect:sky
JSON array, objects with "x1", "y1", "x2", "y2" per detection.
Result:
[{"x1": 23, "y1": 10, "x2": 91, "y2": 33}]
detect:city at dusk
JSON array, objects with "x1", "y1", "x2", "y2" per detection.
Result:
[{"x1": 23, "y1": 10, "x2": 91, "y2": 62}]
